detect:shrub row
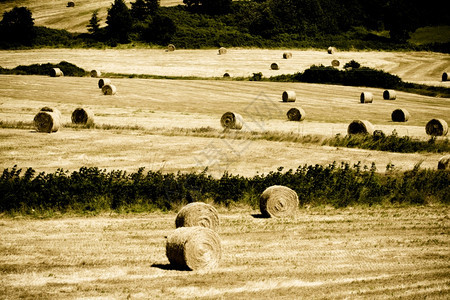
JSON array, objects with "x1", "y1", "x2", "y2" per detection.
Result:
[
  {"x1": 1, "y1": 163, "x2": 448, "y2": 215},
  {"x1": 0, "y1": 61, "x2": 87, "y2": 77}
]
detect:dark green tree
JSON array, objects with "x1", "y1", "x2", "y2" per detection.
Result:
[
  {"x1": 183, "y1": 0, "x2": 231, "y2": 14},
  {"x1": 87, "y1": 10, "x2": 101, "y2": 36},
  {"x1": 106, "y1": 0, "x2": 132, "y2": 43},
  {"x1": 141, "y1": 14, "x2": 176, "y2": 44},
  {"x1": 0, "y1": 6, "x2": 35, "y2": 45},
  {"x1": 131, "y1": 0, "x2": 160, "y2": 21}
]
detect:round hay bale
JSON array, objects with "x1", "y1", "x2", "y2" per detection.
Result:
[
  {"x1": 71, "y1": 107, "x2": 94, "y2": 125},
  {"x1": 166, "y1": 226, "x2": 221, "y2": 271},
  {"x1": 102, "y1": 84, "x2": 116, "y2": 95},
  {"x1": 282, "y1": 90, "x2": 296, "y2": 102},
  {"x1": 270, "y1": 63, "x2": 279, "y2": 70},
  {"x1": 98, "y1": 78, "x2": 111, "y2": 89},
  {"x1": 286, "y1": 107, "x2": 306, "y2": 121},
  {"x1": 360, "y1": 92, "x2": 373, "y2": 103},
  {"x1": 40, "y1": 106, "x2": 61, "y2": 120},
  {"x1": 331, "y1": 59, "x2": 340, "y2": 67},
  {"x1": 383, "y1": 90, "x2": 397, "y2": 100},
  {"x1": 391, "y1": 108, "x2": 410, "y2": 122},
  {"x1": 220, "y1": 112, "x2": 243, "y2": 130},
  {"x1": 167, "y1": 44, "x2": 176, "y2": 52},
  {"x1": 223, "y1": 72, "x2": 230, "y2": 78},
  {"x1": 50, "y1": 68, "x2": 63, "y2": 77},
  {"x1": 90, "y1": 70, "x2": 101, "y2": 78},
  {"x1": 438, "y1": 155, "x2": 450, "y2": 170},
  {"x1": 67, "y1": 1, "x2": 75, "y2": 7},
  {"x1": 442, "y1": 72, "x2": 448, "y2": 81},
  {"x1": 426, "y1": 119, "x2": 448, "y2": 136},
  {"x1": 259, "y1": 185, "x2": 299, "y2": 218},
  {"x1": 218, "y1": 47, "x2": 227, "y2": 55},
  {"x1": 327, "y1": 46, "x2": 336, "y2": 54},
  {"x1": 175, "y1": 202, "x2": 219, "y2": 231},
  {"x1": 283, "y1": 52, "x2": 292, "y2": 59},
  {"x1": 348, "y1": 120, "x2": 375, "y2": 135},
  {"x1": 33, "y1": 111, "x2": 60, "y2": 133}
]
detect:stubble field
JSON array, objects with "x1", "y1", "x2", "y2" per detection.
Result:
[{"x1": 1, "y1": 48, "x2": 449, "y2": 299}]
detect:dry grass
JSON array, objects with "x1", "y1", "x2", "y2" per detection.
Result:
[{"x1": 0, "y1": 206, "x2": 448, "y2": 299}]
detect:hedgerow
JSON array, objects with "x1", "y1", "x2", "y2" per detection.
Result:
[{"x1": 1, "y1": 163, "x2": 448, "y2": 215}]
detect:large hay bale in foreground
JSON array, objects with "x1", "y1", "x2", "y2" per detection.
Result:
[
  {"x1": 220, "y1": 112, "x2": 243, "y2": 130},
  {"x1": 175, "y1": 202, "x2": 219, "y2": 231},
  {"x1": 331, "y1": 59, "x2": 340, "y2": 67},
  {"x1": 391, "y1": 108, "x2": 410, "y2": 122},
  {"x1": 102, "y1": 84, "x2": 116, "y2": 95},
  {"x1": 271, "y1": 63, "x2": 279, "y2": 70},
  {"x1": 287, "y1": 107, "x2": 306, "y2": 121},
  {"x1": 71, "y1": 107, "x2": 94, "y2": 125},
  {"x1": 426, "y1": 119, "x2": 448, "y2": 136},
  {"x1": 360, "y1": 92, "x2": 373, "y2": 103},
  {"x1": 98, "y1": 78, "x2": 111, "y2": 89},
  {"x1": 34, "y1": 111, "x2": 60, "y2": 133},
  {"x1": 442, "y1": 72, "x2": 448, "y2": 81},
  {"x1": 50, "y1": 68, "x2": 63, "y2": 77},
  {"x1": 348, "y1": 120, "x2": 374, "y2": 135},
  {"x1": 283, "y1": 52, "x2": 292, "y2": 59},
  {"x1": 260, "y1": 185, "x2": 299, "y2": 218},
  {"x1": 282, "y1": 90, "x2": 296, "y2": 102},
  {"x1": 167, "y1": 44, "x2": 176, "y2": 52},
  {"x1": 327, "y1": 46, "x2": 336, "y2": 54},
  {"x1": 218, "y1": 47, "x2": 227, "y2": 55},
  {"x1": 90, "y1": 70, "x2": 101, "y2": 78},
  {"x1": 438, "y1": 155, "x2": 450, "y2": 170},
  {"x1": 166, "y1": 226, "x2": 221, "y2": 271},
  {"x1": 383, "y1": 90, "x2": 397, "y2": 100}
]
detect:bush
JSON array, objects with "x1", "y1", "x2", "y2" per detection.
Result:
[{"x1": 0, "y1": 61, "x2": 87, "y2": 76}]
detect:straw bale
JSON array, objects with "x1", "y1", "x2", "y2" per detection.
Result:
[
  {"x1": 71, "y1": 107, "x2": 94, "y2": 125},
  {"x1": 220, "y1": 112, "x2": 243, "y2": 130},
  {"x1": 40, "y1": 106, "x2": 61, "y2": 120},
  {"x1": 442, "y1": 72, "x2": 448, "y2": 81},
  {"x1": 282, "y1": 90, "x2": 296, "y2": 102},
  {"x1": 90, "y1": 70, "x2": 101, "y2": 78},
  {"x1": 218, "y1": 47, "x2": 227, "y2": 55},
  {"x1": 286, "y1": 107, "x2": 306, "y2": 121},
  {"x1": 331, "y1": 59, "x2": 340, "y2": 67},
  {"x1": 283, "y1": 52, "x2": 292, "y2": 59},
  {"x1": 102, "y1": 84, "x2": 116, "y2": 95},
  {"x1": 438, "y1": 155, "x2": 450, "y2": 170},
  {"x1": 271, "y1": 63, "x2": 279, "y2": 70},
  {"x1": 426, "y1": 119, "x2": 448, "y2": 136},
  {"x1": 67, "y1": 2, "x2": 75, "y2": 7},
  {"x1": 166, "y1": 226, "x2": 221, "y2": 271},
  {"x1": 167, "y1": 44, "x2": 176, "y2": 51},
  {"x1": 347, "y1": 120, "x2": 375, "y2": 135},
  {"x1": 383, "y1": 90, "x2": 397, "y2": 100},
  {"x1": 360, "y1": 92, "x2": 373, "y2": 103},
  {"x1": 175, "y1": 202, "x2": 219, "y2": 231},
  {"x1": 327, "y1": 46, "x2": 336, "y2": 54},
  {"x1": 50, "y1": 68, "x2": 63, "y2": 77},
  {"x1": 391, "y1": 108, "x2": 410, "y2": 122},
  {"x1": 259, "y1": 185, "x2": 299, "y2": 218},
  {"x1": 98, "y1": 78, "x2": 111, "y2": 88},
  {"x1": 33, "y1": 111, "x2": 60, "y2": 133}
]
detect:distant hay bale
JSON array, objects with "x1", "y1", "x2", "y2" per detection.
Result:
[
  {"x1": 33, "y1": 111, "x2": 60, "y2": 133},
  {"x1": 286, "y1": 107, "x2": 306, "y2": 121},
  {"x1": 383, "y1": 90, "x2": 397, "y2": 100},
  {"x1": 67, "y1": 1, "x2": 75, "y2": 7},
  {"x1": 442, "y1": 72, "x2": 448, "y2": 81},
  {"x1": 348, "y1": 120, "x2": 375, "y2": 135},
  {"x1": 71, "y1": 107, "x2": 94, "y2": 125},
  {"x1": 218, "y1": 47, "x2": 227, "y2": 55},
  {"x1": 331, "y1": 59, "x2": 340, "y2": 67},
  {"x1": 220, "y1": 112, "x2": 243, "y2": 130},
  {"x1": 40, "y1": 106, "x2": 61, "y2": 120},
  {"x1": 50, "y1": 68, "x2": 63, "y2": 77},
  {"x1": 438, "y1": 155, "x2": 450, "y2": 170},
  {"x1": 426, "y1": 119, "x2": 448, "y2": 136},
  {"x1": 283, "y1": 52, "x2": 292, "y2": 59},
  {"x1": 360, "y1": 92, "x2": 373, "y2": 103},
  {"x1": 223, "y1": 72, "x2": 230, "y2": 78},
  {"x1": 259, "y1": 185, "x2": 299, "y2": 218},
  {"x1": 327, "y1": 46, "x2": 336, "y2": 54},
  {"x1": 90, "y1": 70, "x2": 101, "y2": 78},
  {"x1": 282, "y1": 90, "x2": 296, "y2": 102},
  {"x1": 271, "y1": 63, "x2": 279, "y2": 70},
  {"x1": 175, "y1": 202, "x2": 219, "y2": 231},
  {"x1": 102, "y1": 84, "x2": 116, "y2": 95},
  {"x1": 167, "y1": 44, "x2": 176, "y2": 52},
  {"x1": 166, "y1": 226, "x2": 221, "y2": 271},
  {"x1": 391, "y1": 108, "x2": 410, "y2": 122},
  {"x1": 98, "y1": 78, "x2": 111, "y2": 89}
]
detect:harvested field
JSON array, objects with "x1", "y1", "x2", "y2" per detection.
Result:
[{"x1": 0, "y1": 207, "x2": 448, "y2": 299}]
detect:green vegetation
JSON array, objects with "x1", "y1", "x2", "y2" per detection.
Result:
[
  {"x1": 1, "y1": 1, "x2": 449, "y2": 52},
  {"x1": 1, "y1": 163, "x2": 448, "y2": 215},
  {"x1": 0, "y1": 61, "x2": 87, "y2": 76}
]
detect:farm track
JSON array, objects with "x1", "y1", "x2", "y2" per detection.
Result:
[{"x1": 1, "y1": 207, "x2": 449, "y2": 299}]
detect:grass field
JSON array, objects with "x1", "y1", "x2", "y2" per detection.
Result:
[{"x1": 1, "y1": 206, "x2": 449, "y2": 299}]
